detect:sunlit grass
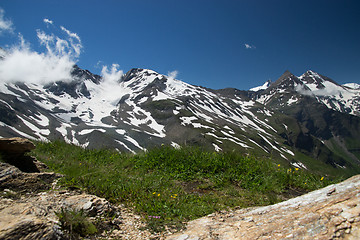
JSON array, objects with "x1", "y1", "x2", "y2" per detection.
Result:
[{"x1": 31, "y1": 140, "x2": 340, "y2": 233}]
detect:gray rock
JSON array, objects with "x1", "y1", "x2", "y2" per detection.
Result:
[{"x1": 166, "y1": 175, "x2": 360, "y2": 240}]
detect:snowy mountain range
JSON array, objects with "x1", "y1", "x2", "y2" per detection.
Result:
[
  {"x1": 253, "y1": 70, "x2": 360, "y2": 116},
  {"x1": 0, "y1": 64, "x2": 359, "y2": 176}
]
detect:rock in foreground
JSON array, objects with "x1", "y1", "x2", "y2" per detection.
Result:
[
  {"x1": 166, "y1": 175, "x2": 360, "y2": 240},
  {"x1": 0, "y1": 137, "x2": 39, "y2": 172},
  {"x1": 0, "y1": 138, "x2": 156, "y2": 239}
]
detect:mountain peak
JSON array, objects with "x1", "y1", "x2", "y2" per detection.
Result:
[
  {"x1": 304, "y1": 69, "x2": 317, "y2": 75},
  {"x1": 277, "y1": 70, "x2": 297, "y2": 82},
  {"x1": 122, "y1": 68, "x2": 162, "y2": 82},
  {"x1": 299, "y1": 70, "x2": 340, "y2": 90},
  {"x1": 281, "y1": 70, "x2": 294, "y2": 77},
  {"x1": 299, "y1": 70, "x2": 325, "y2": 89},
  {"x1": 268, "y1": 70, "x2": 301, "y2": 91},
  {"x1": 301, "y1": 70, "x2": 322, "y2": 79}
]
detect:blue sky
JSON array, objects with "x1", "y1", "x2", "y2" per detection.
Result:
[{"x1": 0, "y1": 0, "x2": 359, "y2": 90}]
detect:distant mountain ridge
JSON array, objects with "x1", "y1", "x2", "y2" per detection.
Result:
[
  {"x1": 252, "y1": 70, "x2": 360, "y2": 116},
  {"x1": 0, "y1": 62, "x2": 359, "y2": 177}
]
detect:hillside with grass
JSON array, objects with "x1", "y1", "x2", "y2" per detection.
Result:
[{"x1": 30, "y1": 140, "x2": 340, "y2": 233}]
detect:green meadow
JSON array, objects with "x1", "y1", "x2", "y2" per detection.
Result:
[{"x1": 31, "y1": 140, "x2": 339, "y2": 232}]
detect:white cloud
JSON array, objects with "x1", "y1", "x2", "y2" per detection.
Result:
[
  {"x1": 101, "y1": 64, "x2": 123, "y2": 83},
  {"x1": 0, "y1": 35, "x2": 74, "y2": 84},
  {"x1": 244, "y1": 43, "x2": 256, "y2": 49},
  {"x1": 43, "y1": 18, "x2": 53, "y2": 25},
  {"x1": 36, "y1": 29, "x2": 55, "y2": 55},
  {"x1": 60, "y1": 26, "x2": 82, "y2": 58},
  {"x1": 0, "y1": 11, "x2": 125, "y2": 89},
  {"x1": 295, "y1": 84, "x2": 342, "y2": 97},
  {"x1": 167, "y1": 70, "x2": 178, "y2": 80},
  {"x1": 0, "y1": 8, "x2": 13, "y2": 34},
  {"x1": 295, "y1": 84, "x2": 313, "y2": 96},
  {"x1": 0, "y1": 20, "x2": 83, "y2": 84},
  {"x1": 60, "y1": 26, "x2": 80, "y2": 42},
  {"x1": 97, "y1": 64, "x2": 125, "y2": 106}
]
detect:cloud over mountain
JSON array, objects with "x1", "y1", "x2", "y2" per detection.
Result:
[
  {"x1": 0, "y1": 14, "x2": 125, "y2": 86},
  {"x1": 101, "y1": 63, "x2": 123, "y2": 83},
  {"x1": 167, "y1": 70, "x2": 178, "y2": 80},
  {"x1": 0, "y1": 15, "x2": 83, "y2": 84}
]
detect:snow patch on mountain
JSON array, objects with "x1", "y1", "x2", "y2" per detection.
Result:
[
  {"x1": 29, "y1": 113, "x2": 50, "y2": 127},
  {"x1": 287, "y1": 96, "x2": 298, "y2": 105},
  {"x1": 17, "y1": 115, "x2": 50, "y2": 140},
  {"x1": 343, "y1": 83, "x2": 360, "y2": 90},
  {"x1": 78, "y1": 129, "x2": 106, "y2": 135},
  {"x1": 0, "y1": 121, "x2": 36, "y2": 140},
  {"x1": 250, "y1": 80, "x2": 271, "y2": 92}
]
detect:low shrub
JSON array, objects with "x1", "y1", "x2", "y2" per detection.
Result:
[{"x1": 56, "y1": 208, "x2": 97, "y2": 239}]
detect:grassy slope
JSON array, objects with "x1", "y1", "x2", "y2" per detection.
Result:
[{"x1": 31, "y1": 140, "x2": 341, "y2": 232}]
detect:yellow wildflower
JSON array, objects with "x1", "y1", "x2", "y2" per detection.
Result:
[
  {"x1": 157, "y1": 193, "x2": 160, "y2": 197},
  {"x1": 295, "y1": 168, "x2": 299, "y2": 171},
  {"x1": 277, "y1": 164, "x2": 280, "y2": 167},
  {"x1": 320, "y1": 177, "x2": 324, "y2": 181}
]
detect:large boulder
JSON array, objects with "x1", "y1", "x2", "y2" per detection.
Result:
[
  {"x1": 166, "y1": 175, "x2": 360, "y2": 240},
  {"x1": 0, "y1": 137, "x2": 38, "y2": 172},
  {"x1": 0, "y1": 137, "x2": 35, "y2": 154},
  {"x1": 0, "y1": 190, "x2": 118, "y2": 240},
  {"x1": 0, "y1": 162, "x2": 61, "y2": 194}
]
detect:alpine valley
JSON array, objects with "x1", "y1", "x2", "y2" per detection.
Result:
[{"x1": 1, "y1": 59, "x2": 360, "y2": 177}]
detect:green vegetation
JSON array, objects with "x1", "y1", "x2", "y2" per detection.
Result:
[
  {"x1": 145, "y1": 99, "x2": 177, "y2": 111},
  {"x1": 56, "y1": 208, "x2": 97, "y2": 239},
  {"x1": 143, "y1": 99, "x2": 178, "y2": 120},
  {"x1": 31, "y1": 140, "x2": 340, "y2": 233}
]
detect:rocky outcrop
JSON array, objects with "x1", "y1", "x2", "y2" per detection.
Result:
[
  {"x1": 165, "y1": 175, "x2": 360, "y2": 240},
  {"x1": 0, "y1": 162, "x2": 61, "y2": 194},
  {"x1": 0, "y1": 173, "x2": 158, "y2": 239},
  {"x1": 0, "y1": 137, "x2": 39, "y2": 172},
  {"x1": 0, "y1": 187, "x2": 115, "y2": 239},
  {"x1": 0, "y1": 138, "x2": 157, "y2": 240},
  {"x1": 0, "y1": 137, "x2": 35, "y2": 153}
]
